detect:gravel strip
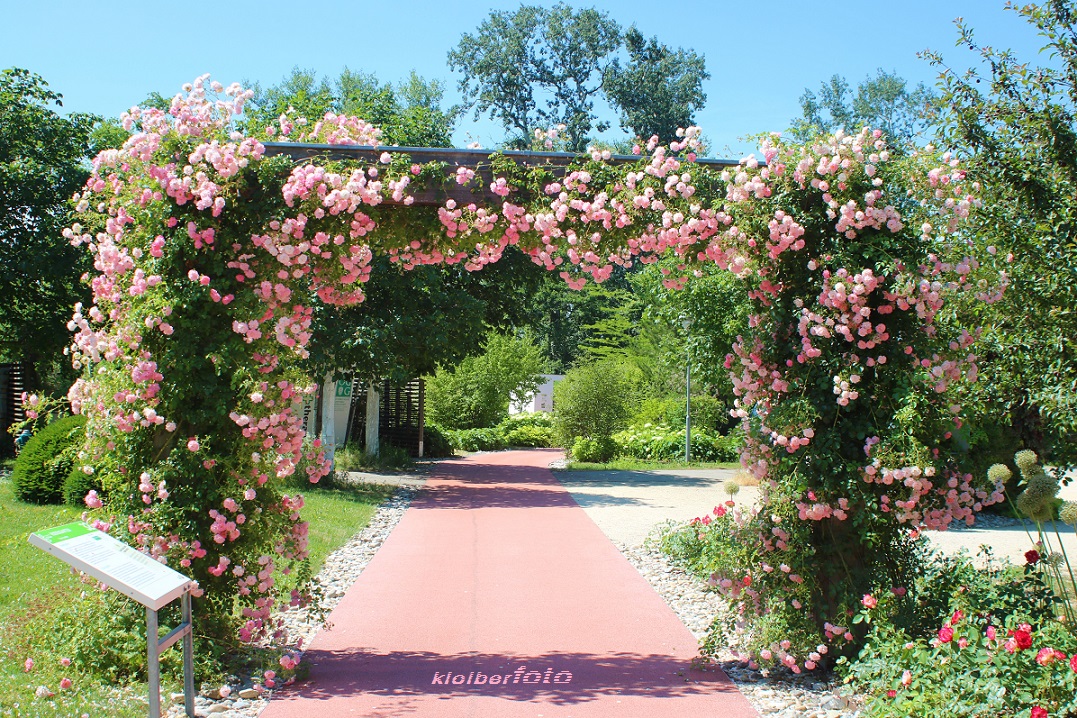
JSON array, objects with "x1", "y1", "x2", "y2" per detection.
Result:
[{"x1": 620, "y1": 540, "x2": 862, "y2": 718}]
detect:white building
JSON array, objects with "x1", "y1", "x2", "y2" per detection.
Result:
[{"x1": 510, "y1": 374, "x2": 564, "y2": 414}]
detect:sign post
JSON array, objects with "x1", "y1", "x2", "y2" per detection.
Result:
[{"x1": 30, "y1": 522, "x2": 197, "y2": 718}]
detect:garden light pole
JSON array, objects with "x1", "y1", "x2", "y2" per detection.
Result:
[{"x1": 683, "y1": 317, "x2": 692, "y2": 463}]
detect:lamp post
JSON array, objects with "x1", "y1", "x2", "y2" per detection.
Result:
[{"x1": 682, "y1": 317, "x2": 692, "y2": 463}]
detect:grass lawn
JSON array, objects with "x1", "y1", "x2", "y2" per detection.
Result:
[
  {"x1": 558, "y1": 458, "x2": 742, "y2": 472},
  {"x1": 297, "y1": 479, "x2": 396, "y2": 573},
  {"x1": 0, "y1": 473, "x2": 396, "y2": 717}
]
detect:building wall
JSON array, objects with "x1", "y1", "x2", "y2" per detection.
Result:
[{"x1": 510, "y1": 374, "x2": 564, "y2": 414}]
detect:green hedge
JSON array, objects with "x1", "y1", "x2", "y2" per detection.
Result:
[
  {"x1": 11, "y1": 414, "x2": 87, "y2": 504},
  {"x1": 612, "y1": 424, "x2": 742, "y2": 463},
  {"x1": 436, "y1": 412, "x2": 555, "y2": 452},
  {"x1": 571, "y1": 435, "x2": 618, "y2": 463}
]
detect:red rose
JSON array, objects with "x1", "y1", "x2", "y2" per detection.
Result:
[
  {"x1": 886, "y1": 689, "x2": 897, "y2": 699},
  {"x1": 1071, "y1": 653, "x2": 1077, "y2": 673},
  {"x1": 1009, "y1": 626, "x2": 1033, "y2": 650},
  {"x1": 938, "y1": 626, "x2": 954, "y2": 643},
  {"x1": 1026, "y1": 549, "x2": 1041, "y2": 565},
  {"x1": 1031, "y1": 707, "x2": 1048, "y2": 718}
]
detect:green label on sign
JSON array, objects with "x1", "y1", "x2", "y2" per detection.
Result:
[
  {"x1": 33, "y1": 522, "x2": 96, "y2": 544},
  {"x1": 335, "y1": 381, "x2": 352, "y2": 397}
]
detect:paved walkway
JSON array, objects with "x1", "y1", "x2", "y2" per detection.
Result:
[
  {"x1": 262, "y1": 449, "x2": 758, "y2": 718},
  {"x1": 556, "y1": 466, "x2": 1076, "y2": 565}
]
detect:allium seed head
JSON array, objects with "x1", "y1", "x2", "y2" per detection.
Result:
[
  {"x1": 1014, "y1": 449, "x2": 1039, "y2": 472},
  {"x1": 1059, "y1": 501, "x2": 1077, "y2": 527},
  {"x1": 987, "y1": 463, "x2": 1012, "y2": 485}
]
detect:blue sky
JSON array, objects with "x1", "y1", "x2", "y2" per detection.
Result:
[{"x1": 0, "y1": 1, "x2": 1051, "y2": 157}]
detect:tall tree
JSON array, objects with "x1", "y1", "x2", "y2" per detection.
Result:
[
  {"x1": 0, "y1": 69, "x2": 100, "y2": 393},
  {"x1": 449, "y1": 5, "x2": 708, "y2": 151},
  {"x1": 604, "y1": 27, "x2": 710, "y2": 145},
  {"x1": 924, "y1": 0, "x2": 1077, "y2": 468},
  {"x1": 449, "y1": 4, "x2": 620, "y2": 151},
  {"x1": 306, "y1": 249, "x2": 544, "y2": 388},
  {"x1": 791, "y1": 69, "x2": 936, "y2": 145}
]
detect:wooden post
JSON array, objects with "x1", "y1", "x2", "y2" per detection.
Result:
[{"x1": 365, "y1": 382, "x2": 380, "y2": 456}]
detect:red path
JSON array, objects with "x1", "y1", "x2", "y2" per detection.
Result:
[{"x1": 261, "y1": 449, "x2": 758, "y2": 718}]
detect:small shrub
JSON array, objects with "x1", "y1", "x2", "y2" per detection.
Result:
[
  {"x1": 422, "y1": 424, "x2": 455, "y2": 457},
  {"x1": 502, "y1": 424, "x2": 554, "y2": 447},
  {"x1": 334, "y1": 443, "x2": 413, "y2": 473},
  {"x1": 63, "y1": 464, "x2": 101, "y2": 507},
  {"x1": 571, "y1": 435, "x2": 617, "y2": 463},
  {"x1": 11, "y1": 414, "x2": 86, "y2": 504},
  {"x1": 631, "y1": 396, "x2": 728, "y2": 432},
  {"x1": 446, "y1": 427, "x2": 506, "y2": 452}
]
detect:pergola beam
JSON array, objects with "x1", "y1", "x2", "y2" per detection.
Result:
[{"x1": 261, "y1": 142, "x2": 738, "y2": 206}]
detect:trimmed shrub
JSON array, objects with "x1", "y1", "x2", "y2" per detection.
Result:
[
  {"x1": 11, "y1": 414, "x2": 86, "y2": 504},
  {"x1": 502, "y1": 424, "x2": 554, "y2": 447},
  {"x1": 63, "y1": 463, "x2": 102, "y2": 507},
  {"x1": 571, "y1": 435, "x2": 618, "y2": 463}
]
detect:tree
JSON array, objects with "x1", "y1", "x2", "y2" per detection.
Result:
[
  {"x1": 629, "y1": 258, "x2": 751, "y2": 413},
  {"x1": 551, "y1": 358, "x2": 641, "y2": 445},
  {"x1": 306, "y1": 249, "x2": 544, "y2": 387},
  {"x1": 791, "y1": 69, "x2": 936, "y2": 145},
  {"x1": 425, "y1": 332, "x2": 546, "y2": 430},
  {"x1": 0, "y1": 68, "x2": 98, "y2": 393},
  {"x1": 448, "y1": 4, "x2": 708, "y2": 151},
  {"x1": 244, "y1": 67, "x2": 457, "y2": 148},
  {"x1": 604, "y1": 27, "x2": 709, "y2": 145},
  {"x1": 522, "y1": 271, "x2": 636, "y2": 372},
  {"x1": 336, "y1": 69, "x2": 457, "y2": 148},
  {"x1": 924, "y1": 0, "x2": 1077, "y2": 469}
]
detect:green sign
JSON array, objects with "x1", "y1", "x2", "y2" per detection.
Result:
[
  {"x1": 335, "y1": 381, "x2": 352, "y2": 398},
  {"x1": 33, "y1": 521, "x2": 96, "y2": 544},
  {"x1": 30, "y1": 522, "x2": 193, "y2": 611}
]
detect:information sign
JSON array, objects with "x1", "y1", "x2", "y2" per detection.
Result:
[{"x1": 30, "y1": 522, "x2": 193, "y2": 611}]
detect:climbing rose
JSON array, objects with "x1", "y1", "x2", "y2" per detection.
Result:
[
  {"x1": 938, "y1": 626, "x2": 954, "y2": 643},
  {"x1": 861, "y1": 594, "x2": 877, "y2": 609}
]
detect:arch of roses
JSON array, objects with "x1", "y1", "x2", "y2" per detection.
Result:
[{"x1": 55, "y1": 75, "x2": 1006, "y2": 671}]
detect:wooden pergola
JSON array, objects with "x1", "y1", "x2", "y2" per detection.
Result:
[{"x1": 262, "y1": 143, "x2": 738, "y2": 207}]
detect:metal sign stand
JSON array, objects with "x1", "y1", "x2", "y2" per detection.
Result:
[
  {"x1": 28, "y1": 522, "x2": 197, "y2": 718},
  {"x1": 147, "y1": 591, "x2": 196, "y2": 718}
]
